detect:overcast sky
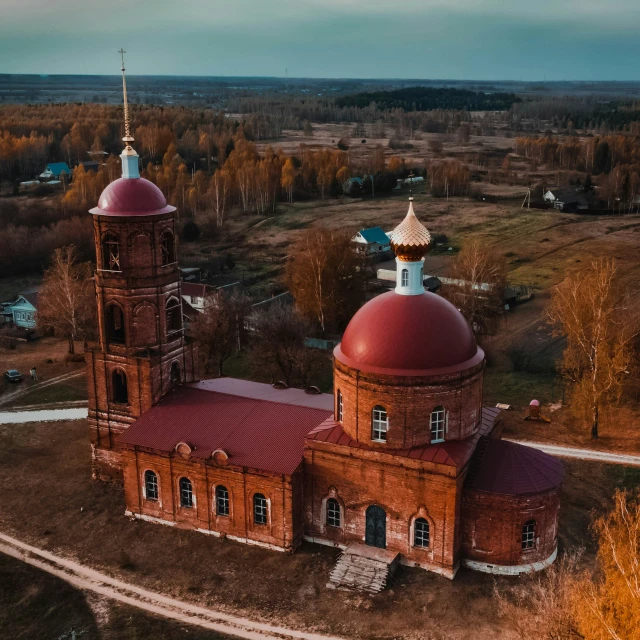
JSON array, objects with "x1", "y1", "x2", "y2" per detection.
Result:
[{"x1": 2, "y1": 0, "x2": 640, "y2": 79}]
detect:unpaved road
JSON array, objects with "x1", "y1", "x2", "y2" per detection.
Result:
[
  {"x1": 0, "y1": 531, "x2": 345, "y2": 640},
  {"x1": 506, "y1": 439, "x2": 640, "y2": 467},
  {"x1": 0, "y1": 370, "x2": 84, "y2": 407}
]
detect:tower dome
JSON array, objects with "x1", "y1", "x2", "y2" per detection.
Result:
[
  {"x1": 387, "y1": 198, "x2": 432, "y2": 262},
  {"x1": 90, "y1": 178, "x2": 175, "y2": 217}
]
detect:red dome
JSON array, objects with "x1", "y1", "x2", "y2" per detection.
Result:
[
  {"x1": 335, "y1": 291, "x2": 482, "y2": 376},
  {"x1": 89, "y1": 178, "x2": 176, "y2": 217}
]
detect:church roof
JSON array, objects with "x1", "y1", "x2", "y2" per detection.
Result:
[
  {"x1": 118, "y1": 383, "x2": 332, "y2": 475},
  {"x1": 307, "y1": 407, "x2": 501, "y2": 470}
]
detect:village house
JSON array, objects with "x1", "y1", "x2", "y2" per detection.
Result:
[
  {"x1": 4, "y1": 288, "x2": 39, "y2": 329},
  {"x1": 351, "y1": 226, "x2": 391, "y2": 256},
  {"x1": 39, "y1": 162, "x2": 72, "y2": 181},
  {"x1": 543, "y1": 187, "x2": 589, "y2": 212}
]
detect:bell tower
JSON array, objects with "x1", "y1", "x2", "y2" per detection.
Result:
[{"x1": 86, "y1": 52, "x2": 199, "y2": 481}]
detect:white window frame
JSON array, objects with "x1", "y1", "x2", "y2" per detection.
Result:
[
  {"x1": 401, "y1": 268, "x2": 409, "y2": 287},
  {"x1": 372, "y1": 406, "x2": 388, "y2": 442},
  {"x1": 326, "y1": 498, "x2": 341, "y2": 528},
  {"x1": 414, "y1": 518, "x2": 430, "y2": 548},
  {"x1": 254, "y1": 493, "x2": 268, "y2": 525},
  {"x1": 522, "y1": 520, "x2": 536, "y2": 550},
  {"x1": 430, "y1": 407, "x2": 447, "y2": 443},
  {"x1": 216, "y1": 485, "x2": 230, "y2": 517},
  {"x1": 179, "y1": 477, "x2": 193, "y2": 508},
  {"x1": 144, "y1": 470, "x2": 159, "y2": 501}
]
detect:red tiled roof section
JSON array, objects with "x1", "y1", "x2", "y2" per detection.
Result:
[
  {"x1": 181, "y1": 282, "x2": 207, "y2": 297},
  {"x1": 307, "y1": 407, "x2": 501, "y2": 469},
  {"x1": 466, "y1": 437, "x2": 565, "y2": 496},
  {"x1": 118, "y1": 386, "x2": 332, "y2": 475}
]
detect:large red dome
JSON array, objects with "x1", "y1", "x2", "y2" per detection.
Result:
[
  {"x1": 89, "y1": 178, "x2": 176, "y2": 217},
  {"x1": 335, "y1": 291, "x2": 482, "y2": 376}
]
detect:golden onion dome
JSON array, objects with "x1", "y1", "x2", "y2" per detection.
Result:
[{"x1": 387, "y1": 199, "x2": 431, "y2": 262}]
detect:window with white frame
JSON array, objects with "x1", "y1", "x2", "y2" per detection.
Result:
[
  {"x1": 372, "y1": 405, "x2": 388, "y2": 442},
  {"x1": 179, "y1": 477, "x2": 193, "y2": 508},
  {"x1": 414, "y1": 518, "x2": 430, "y2": 547},
  {"x1": 337, "y1": 390, "x2": 343, "y2": 422},
  {"x1": 254, "y1": 493, "x2": 268, "y2": 525},
  {"x1": 430, "y1": 406, "x2": 446, "y2": 443},
  {"x1": 326, "y1": 498, "x2": 341, "y2": 528},
  {"x1": 401, "y1": 268, "x2": 409, "y2": 287},
  {"x1": 144, "y1": 470, "x2": 158, "y2": 501},
  {"x1": 216, "y1": 485, "x2": 229, "y2": 516},
  {"x1": 522, "y1": 520, "x2": 536, "y2": 550}
]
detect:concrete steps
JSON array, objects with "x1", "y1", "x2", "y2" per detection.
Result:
[{"x1": 328, "y1": 543, "x2": 399, "y2": 594}]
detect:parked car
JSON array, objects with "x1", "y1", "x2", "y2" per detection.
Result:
[{"x1": 4, "y1": 369, "x2": 22, "y2": 383}]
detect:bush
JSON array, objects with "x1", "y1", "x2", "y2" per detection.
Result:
[{"x1": 181, "y1": 220, "x2": 200, "y2": 242}]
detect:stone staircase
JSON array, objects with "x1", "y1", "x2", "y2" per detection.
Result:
[{"x1": 328, "y1": 543, "x2": 400, "y2": 594}]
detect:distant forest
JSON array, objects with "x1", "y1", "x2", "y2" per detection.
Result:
[{"x1": 335, "y1": 87, "x2": 521, "y2": 111}]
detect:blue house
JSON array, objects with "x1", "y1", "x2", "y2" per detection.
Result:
[
  {"x1": 352, "y1": 226, "x2": 391, "y2": 255},
  {"x1": 39, "y1": 162, "x2": 72, "y2": 181},
  {"x1": 7, "y1": 288, "x2": 39, "y2": 329}
]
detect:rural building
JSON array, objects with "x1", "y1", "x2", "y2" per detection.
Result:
[
  {"x1": 342, "y1": 176, "x2": 363, "y2": 195},
  {"x1": 4, "y1": 288, "x2": 39, "y2": 329},
  {"x1": 39, "y1": 162, "x2": 72, "y2": 181},
  {"x1": 86, "y1": 89, "x2": 564, "y2": 583},
  {"x1": 181, "y1": 281, "x2": 208, "y2": 313},
  {"x1": 352, "y1": 226, "x2": 391, "y2": 255},
  {"x1": 543, "y1": 188, "x2": 589, "y2": 212}
]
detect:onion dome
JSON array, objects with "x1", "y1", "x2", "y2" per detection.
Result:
[
  {"x1": 387, "y1": 198, "x2": 432, "y2": 262},
  {"x1": 90, "y1": 178, "x2": 176, "y2": 217},
  {"x1": 335, "y1": 291, "x2": 483, "y2": 376}
]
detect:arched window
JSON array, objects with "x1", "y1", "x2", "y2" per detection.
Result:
[
  {"x1": 179, "y1": 477, "x2": 193, "y2": 508},
  {"x1": 414, "y1": 517, "x2": 430, "y2": 548},
  {"x1": 170, "y1": 362, "x2": 181, "y2": 384},
  {"x1": 216, "y1": 485, "x2": 230, "y2": 516},
  {"x1": 430, "y1": 406, "x2": 446, "y2": 443},
  {"x1": 336, "y1": 390, "x2": 343, "y2": 422},
  {"x1": 144, "y1": 470, "x2": 158, "y2": 501},
  {"x1": 522, "y1": 520, "x2": 536, "y2": 550},
  {"x1": 372, "y1": 405, "x2": 388, "y2": 442},
  {"x1": 102, "y1": 233, "x2": 121, "y2": 271},
  {"x1": 326, "y1": 498, "x2": 341, "y2": 528},
  {"x1": 160, "y1": 230, "x2": 175, "y2": 266},
  {"x1": 166, "y1": 297, "x2": 182, "y2": 334},
  {"x1": 253, "y1": 493, "x2": 268, "y2": 525},
  {"x1": 401, "y1": 268, "x2": 409, "y2": 287},
  {"x1": 106, "y1": 304, "x2": 126, "y2": 344},
  {"x1": 112, "y1": 369, "x2": 128, "y2": 404}
]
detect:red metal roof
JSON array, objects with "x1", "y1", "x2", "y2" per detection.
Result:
[
  {"x1": 306, "y1": 407, "x2": 501, "y2": 469},
  {"x1": 466, "y1": 437, "x2": 564, "y2": 496},
  {"x1": 181, "y1": 282, "x2": 207, "y2": 297},
  {"x1": 118, "y1": 386, "x2": 331, "y2": 475},
  {"x1": 335, "y1": 291, "x2": 482, "y2": 376},
  {"x1": 90, "y1": 177, "x2": 175, "y2": 217}
]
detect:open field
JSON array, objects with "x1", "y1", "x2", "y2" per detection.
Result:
[{"x1": 0, "y1": 418, "x2": 639, "y2": 640}]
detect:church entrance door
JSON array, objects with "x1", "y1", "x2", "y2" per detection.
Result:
[{"x1": 365, "y1": 505, "x2": 386, "y2": 549}]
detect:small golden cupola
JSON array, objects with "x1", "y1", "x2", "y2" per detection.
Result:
[{"x1": 387, "y1": 198, "x2": 431, "y2": 295}]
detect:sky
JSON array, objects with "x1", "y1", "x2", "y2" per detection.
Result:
[{"x1": 2, "y1": 0, "x2": 640, "y2": 80}]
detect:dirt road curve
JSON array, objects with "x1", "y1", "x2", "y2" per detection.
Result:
[
  {"x1": 506, "y1": 439, "x2": 640, "y2": 467},
  {"x1": 0, "y1": 532, "x2": 345, "y2": 640},
  {"x1": 0, "y1": 370, "x2": 84, "y2": 407}
]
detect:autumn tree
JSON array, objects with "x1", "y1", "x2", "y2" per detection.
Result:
[
  {"x1": 441, "y1": 239, "x2": 506, "y2": 335},
  {"x1": 249, "y1": 302, "x2": 323, "y2": 387},
  {"x1": 549, "y1": 258, "x2": 638, "y2": 439},
  {"x1": 190, "y1": 291, "x2": 251, "y2": 376},
  {"x1": 281, "y1": 157, "x2": 296, "y2": 203},
  {"x1": 285, "y1": 228, "x2": 366, "y2": 334},
  {"x1": 37, "y1": 245, "x2": 96, "y2": 354}
]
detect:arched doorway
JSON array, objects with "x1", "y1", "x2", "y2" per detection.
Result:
[{"x1": 365, "y1": 505, "x2": 386, "y2": 549}]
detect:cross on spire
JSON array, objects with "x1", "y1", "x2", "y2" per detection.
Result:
[{"x1": 118, "y1": 48, "x2": 133, "y2": 144}]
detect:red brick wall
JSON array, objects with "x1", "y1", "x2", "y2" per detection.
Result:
[
  {"x1": 333, "y1": 358, "x2": 483, "y2": 449},
  {"x1": 461, "y1": 488, "x2": 561, "y2": 567},
  {"x1": 121, "y1": 448, "x2": 303, "y2": 551},
  {"x1": 304, "y1": 440, "x2": 463, "y2": 577}
]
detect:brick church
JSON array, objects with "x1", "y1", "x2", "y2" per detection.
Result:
[{"x1": 86, "y1": 69, "x2": 564, "y2": 580}]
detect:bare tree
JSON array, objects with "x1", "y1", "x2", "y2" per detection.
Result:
[
  {"x1": 37, "y1": 245, "x2": 96, "y2": 354},
  {"x1": 249, "y1": 302, "x2": 323, "y2": 388},
  {"x1": 190, "y1": 291, "x2": 251, "y2": 376},
  {"x1": 549, "y1": 258, "x2": 639, "y2": 439},
  {"x1": 441, "y1": 239, "x2": 507, "y2": 335},
  {"x1": 285, "y1": 228, "x2": 365, "y2": 334}
]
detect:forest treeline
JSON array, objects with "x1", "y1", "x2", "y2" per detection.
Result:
[{"x1": 335, "y1": 87, "x2": 521, "y2": 111}]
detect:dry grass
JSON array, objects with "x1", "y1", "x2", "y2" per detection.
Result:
[{"x1": 0, "y1": 418, "x2": 637, "y2": 640}]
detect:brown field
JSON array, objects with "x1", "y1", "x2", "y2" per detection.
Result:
[{"x1": 0, "y1": 418, "x2": 639, "y2": 640}]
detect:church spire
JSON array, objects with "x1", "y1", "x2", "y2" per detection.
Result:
[{"x1": 118, "y1": 48, "x2": 140, "y2": 179}]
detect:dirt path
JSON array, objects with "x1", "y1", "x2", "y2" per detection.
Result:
[
  {"x1": 0, "y1": 531, "x2": 345, "y2": 640},
  {"x1": 0, "y1": 370, "x2": 84, "y2": 407},
  {"x1": 506, "y1": 439, "x2": 640, "y2": 467}
]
